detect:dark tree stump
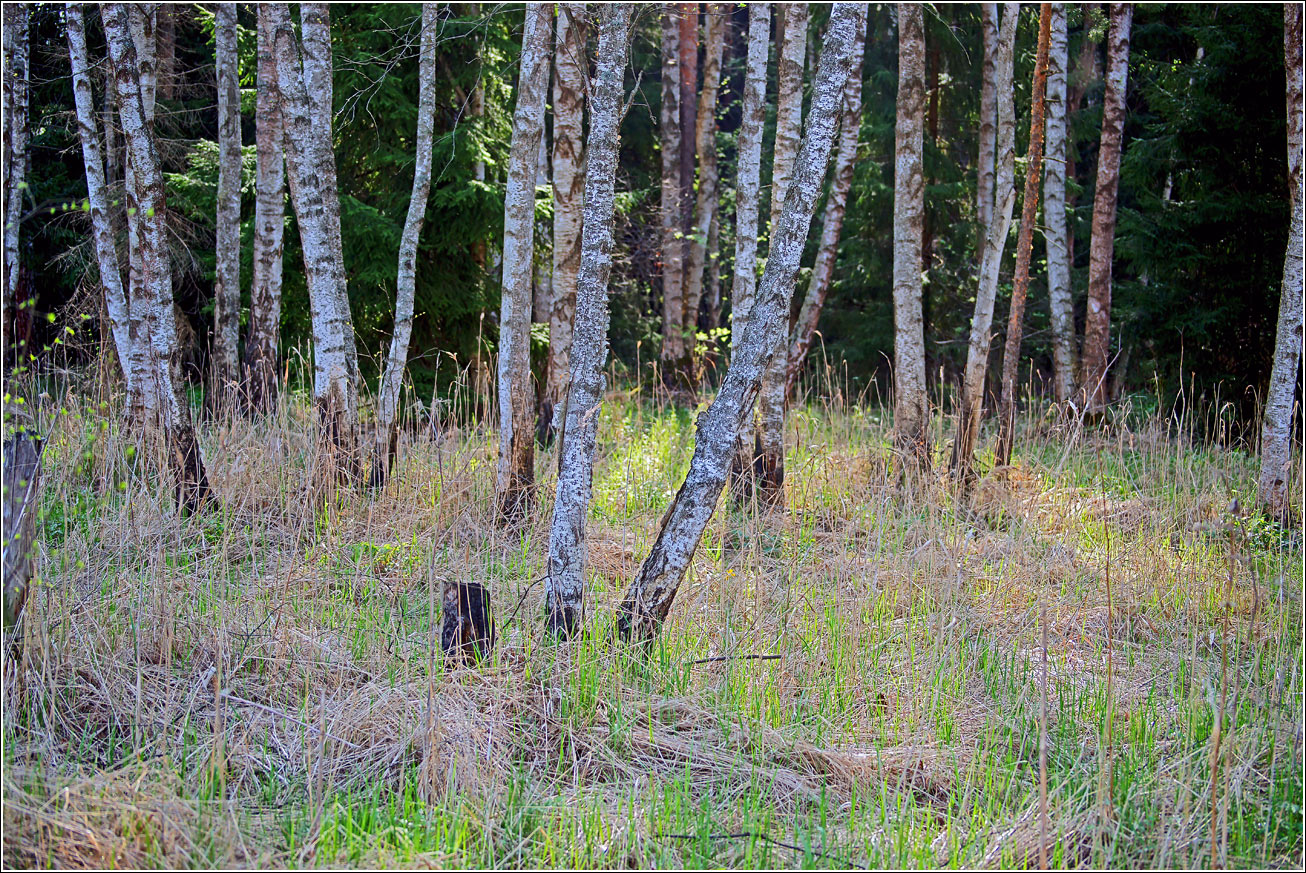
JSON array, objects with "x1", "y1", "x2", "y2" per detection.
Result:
[
  {"x1": 440, "y1": 580, "x2": 495, "y2": 664},
  {"x1": 2, "y1": 430, "x2": 42, "y2": 648}
]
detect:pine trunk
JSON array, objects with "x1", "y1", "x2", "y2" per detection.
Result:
[
  {"x1": 3, "y1": 4, "x2": 28, "y2": 370},
  {"x1": 977, "y1": 3, "x2": 998, "y2": 246},
  {"x1": 619, "y1": 4, "x2": 865, "y2": 640},
  {"x1": 682, "y1": 5, "x2": 726, "y2": 351},
  {"x1": 1080, "y1": 3, "x2": 1132, "y2": 410},
  {"x1": 659, "y1": 12, "x2": 686, "y2": 386},
  {"x1": 495, "y1": 3, "x2": 550, "y2": 523},
  {"x1": 726, "y1": 2, "x2": 771, "y2": 503},
  {"x1": 104, "y1": 2, "x2": 212, "y2": 513},
  {"x1": 756, "y1": 3, "x2": 809, "y2": 509},
  {"x1": 892, "y1": 3, "x2": 929, "y2": 463},
  {"x1": 246, "y1": 5, "x2": 285, "y2": 415},
  {"x1": 950, "y1": 1, "x2": 1019, "y2": 482},
  {"x1": 545, "y1": 5, "x2": 629, "y2": 636},
  {"x1": 786, "y1": 12, "x2": 864, "y2": 401},
  {"x1": 676, "y1": 2, "x2": 698, "y2": 381},
  {"x1": 1258, "y1": 4, "x2": 1304, "y2": 522},
  {"x1": 212, "y1": 3, "x2": 242, "y2": 404},
  {"x1": 1045, "y1": 3, "x2": 1074, "y2": 405}
]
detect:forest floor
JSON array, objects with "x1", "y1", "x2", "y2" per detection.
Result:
[{"x1": 2, "y1": 374, "x2": 1302, "y2": 869}]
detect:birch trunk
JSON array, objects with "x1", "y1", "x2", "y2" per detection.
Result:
[
  {"x1": 246, "y1": 5, "x2": 285, "y2": 414},
  {"x1": 547, "y1": 4, "x2": 586, "y2": 429},
  {"x1": 67, "y1": 4, "x2": 133, "y2": 390},
  {"x1": 977, "y1": 3, "x2": 998, "y2": 244},
  {"x1": 269, "y1": 3, "x2": 361, "y2": 487},
  {"x1": 1079, "y1": 3, "x2": 1131, "y2": 410},
  {"x1": 104, "y1": 2, "x2": 212, "y2": 512},
  {"x1": 212, "y1": 2, "x2": 242, "y2": 404},
  {"x1": 1258, "y1": 4, "x2": 1304, "y2": 522},
  {"x1": 1045, "y1": 3, "x2": 1074, "y2": 405},
  {"x1": 786, "y1": 12, "x2": 864, "y2": 401},
  {"x1": 658, "y1": 12, "x2": 685, "y2": 385},
  {"x1": 755, "y1": 2, "x2": 809, "y2": 508},
  {"x1": 682, "y1": 5, "x2": 726, "y2": 348},
  {"x1": 726, "y1": 2, "x2": 771, "y2": 503},
  {"x1": 121, "y1": 5, "x2": 158, "y2": 419},
  {"x1": 892, "y1": 4, "x2": 928, "y2": 463},
  {"x1": 995, "y1": 4, "x2": 1052, "y2": 466},
  {"x1": 545, "y1": 5, "x2": 629, "y2": 636},
  {"x1": 3, "y1": 4, "x2": 28, "y2": 370},
  {"x1": 619, "y1": 4, "x2": 865, "y2": 639},
  {"x1": 704, "y1": 210, "x2": 721, "y2": 330},
  {"x1": 677, "y1": 2, "x2": 698, "y2": 366},
  {"x1": 370, "y1": 4, "x2": 439, "y2": 488},
  {"x1": 495, "y1": 3, "x2": 550, "y2": 523},
  {"x1": 949, "y1": 2, "x2": 1019, "y2": 482}
]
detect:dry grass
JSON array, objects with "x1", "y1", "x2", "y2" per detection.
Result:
[{"x1": 2, "y1": 368, "x2": 1301, "y2": 869}]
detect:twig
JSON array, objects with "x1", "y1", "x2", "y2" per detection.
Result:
[
  {"x1": 220, "y1": 689, "x2": 362, "y2": 751},
  {"x1": 687, "y1": 653, "x2": 781, "y2": 667},
  {"x1": 661, "y1": 831, "x2": 865, "y2": 869}
]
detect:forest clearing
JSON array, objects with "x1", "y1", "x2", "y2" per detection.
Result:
[{"x1": 1, "y1": 2, "x2": 1302, "y2": 869}]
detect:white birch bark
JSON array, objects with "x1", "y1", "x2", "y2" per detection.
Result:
[
  {"x1": 545, "y1": 5, "x2": 629, "y2": 635},
  {"x1": 787, "y1": 8, "x2": 866, "y2": 399},
  {"x1": 3, "y1": 4, "x2": 28, "y2": 367},
  {"x1": 1045, "y1": 3, "x2": 1074, "y2": 405},
  {"x1": 104, "y1": 2, "x2": 212, "y2": 512},
  {"x1": 370, "y1": 4, "x2": 439, "y2": 487},
  {"x1": 495, "y1": 3, "x2": 551, "y2": 522},
  {"x1": 122, "y1": 4, "x2": 158, "y2": 420},
  {"x1": 892, "y1": 4, "x2": 928, "y2": 462},
  {"x1": 269, "y1": 3, "x2": 361, "y2": 485},
  {"x1": 246, "y1": 5, "x2": 285, "y2": 414},
  {"x1": 213, "y1": 2, "x2": 242, "y2": 400},
  {"x1": 1259, "y1": 4, "x2": 1304, "y2": 522},
  {"x1": 659, "y1": 12, "x2": 685, "y2": 383},
  {"x1": 548, "y1": 4, "x2": 586, "y2": 424},
  {"x1": 977, "y1": 3, "x2": 998, "y2": 240},
  {"x1": 726, "y1": 2, "x2": 771, "y2": 501},
  {"x1": 683, "y1": 5, "x2": 727, "y2": 338},
  {"x1": 67, "y1": 4, "x2": 133, "y2": 389},
  {"x1": 950, "y1": 1, "x2": 1019, "y2": 481},
  {"x1": 619, "y1": 4, "x2": 865, "y2": 639},
  {"x1": 756, "y1": 2, "x2": 810, "y2": 507}
]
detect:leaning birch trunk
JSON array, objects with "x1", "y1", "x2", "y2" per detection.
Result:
[
  {"x1": 370, "y1": 4, "x2": 439, "y2": 488},
  {"x1": 949, "y1": 1, "x2": 1019, "y2": 483},
  {"x1": 658, "y1": 12, "x2": 685, "y2": 389},
  {"x1": 1258, "y1": 3, "x2": 1304, "y2": 523},
  {"x1": 212, "y1": 2, "x2": 242, "y2": 405},
  {"x1": 269, "y1": 3, "x2": 361, "y2": 487},
  {"x1": 67, "y1": 4, "x2": 133, "y2": 387},
  {"x1": 619, "y1": 4, "x2": 864, "y2": 640},
  {"x1": 547, "y1": 4, "x2": 586, "y2": 432},
  {"x1": 2, "y1": 428, "x2": 40, "y2": 647},
  {"x1": 977, "y1": 3, "x2": 998, "y2": 247},
  {"x1": 755, "y1": 2, "x2": 809, "y2": 508},
  {"x1": 786, "y1": 13, "x2": 864, "y2": 401},
  {"x1": 682, "y1": 5, "x2": 726, "y2": 344},
  {"x1": 104, "y1": 2, "x2": 212, "y2": 513},
  {"x1": 995, "y1": 4, "x2": 1052, "y2": 467},
  {"x1": 1079, "y1": 3, "x2": 1132, "y2": 410},
  {"x1": 545, "y1": 6, "x2": 629, "y2": 636},
  {"x1": 3, "y1": 4, "x2": 28, "y2": 369},
  {"x1": 891, "y1": 3, "x2": 929, "y2": 463},
  {"x1": 1044, "y1": 3, "x2": 1074, "y2": 406},
  {"x1": 246, "y1": 5, "x2": 285, "y2": 415},
  {"x1": 726, "y1": 2, "x2": 771, "y2": 503},
  {"x1": 495, "y1": 3, "x2": 550, "y2": 523}
]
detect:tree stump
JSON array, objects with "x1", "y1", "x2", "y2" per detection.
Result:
[
  {"x1": 440, "y1": 580, "x2": 495, "y2": 664},
  {"x1": 2, "y1": 430, "x2": 42, "y2": 649}
]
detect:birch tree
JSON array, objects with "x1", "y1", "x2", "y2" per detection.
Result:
[
  {"x1": 619, "y1": 4, "x2": 865, "y2": 640},
  {"x1": 371, "y1": 4, "x2": 439, "y2": 488},
  {"x1": 545, "y1": 5, "x2": 629, "y2": 636},
  {"x1": 1080, "y1": 3, "x2": 1132, "y2": 409},
  {"x1": 104, "y1": 2, "x2": 212, "y2": 512},
  {"x1": 786, "y1": 11, "x2": 865, "y2": 400},
  {"x1": 1258, "y1": 3, "x2": 1304, "y2": 522},
  {"x1": 547, "y1": 4, "x2": 587, "y2": 432},
  {"x1": 3, "y1": 4, "x2": 28, "y2": 369},
  {"x1": 683, "y1": 5, "x2": 727, "y2": 344},
  {"x1": 755, "y1": 3, "x2": 809, "y2": 508},
  {"x1": 977, "y1": 4, "x2": 998, "y2": 244},
  {"x1": 122, "y1": 6, "x2": 158, "y2": 415},
  {"x1": 659, "y1": 12, "x2": 685, "y2": 387},
  {"x1": 212, "y1": 3, "x2": 242, "y2": 403},
  {"x1": 1045, "y1": 3, "x2": 1074, "y2": 405},
  {"x1": 891, "y1": 4, "x2": 928, "y2": 462},
  {"x1": 246, "y1": 5, "x2": 285, "y2": 414},
  {"x1": 269, "y1": 3, "x2": 362, "y2": 486},
  {"x1": 495, "y1": 3, "x2": 551, "y2": 522},
  {"x1": 726, "y1": 2, "x2": 771, "y2": 502},
  {"x1": 950, "y1": 2, "x2": 1019, "y2": 482},
  {"x1": 995, "y1": 3, "x2": 1052, "y2": 466}
]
